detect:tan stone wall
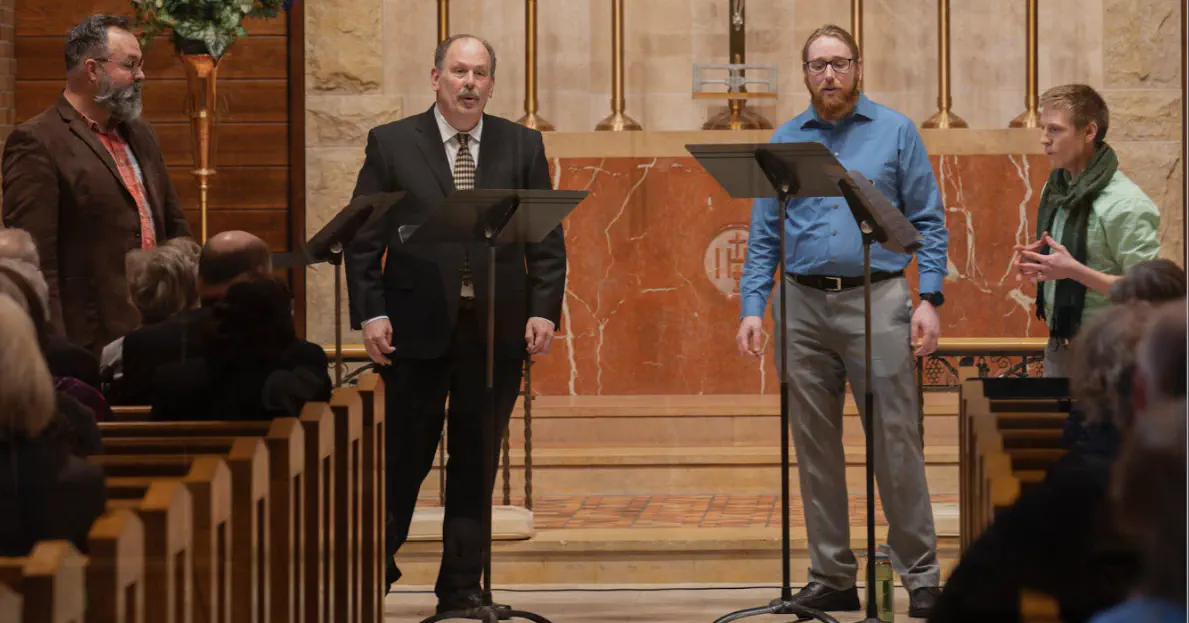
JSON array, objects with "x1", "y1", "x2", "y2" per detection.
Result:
[{"x1": 304, "y1": 0, "x2": 1184, "y2": 343}]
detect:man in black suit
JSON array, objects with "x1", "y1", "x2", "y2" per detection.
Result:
[{"x1": 345, "y1": 34, "x2": 566, "y2": 611}]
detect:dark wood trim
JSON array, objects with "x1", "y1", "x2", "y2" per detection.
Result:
[{"x1": 287, "y1": 1, "x2": 307, "y2": 338}]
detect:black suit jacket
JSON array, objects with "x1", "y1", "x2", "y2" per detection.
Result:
[
  {"x1": 345, "y1": 107, "x2": 566, "y2": 359},
  {"x1": 109, "y1": 307, "x2": 209, "y2": 405}
]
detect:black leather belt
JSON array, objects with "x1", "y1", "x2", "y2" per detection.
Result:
[{"x1": 790, "y1": 270, "x2": 903, "y2": 292}]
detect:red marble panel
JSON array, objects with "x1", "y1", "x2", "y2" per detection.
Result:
[{"x1": 531, "y1": 155, "x2": 1052, "y2": 395}]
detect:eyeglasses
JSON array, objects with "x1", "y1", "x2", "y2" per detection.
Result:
[
  {"x1": 804, "y1": 58, "x2": 854, "y2": 75},
  {"x1": 93, "y1": 57, "x2": 144, "y2": 73}
]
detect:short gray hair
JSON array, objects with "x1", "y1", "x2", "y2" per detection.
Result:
[
  {"x1": 65, "y1": 14, "x2": 131, "y2": 72},
  {"x1": 126, "y1": 237, "x2": 201, "y2": 325},
  {"x1": 434, "y1": 34, "x2": 497, "y2": 77},
  {"x1": 0, "y1": 258, "x2": 49, "y2": 323},
  {"x1": 0, "y1": 228, "x2": 39, "y2": 267}
]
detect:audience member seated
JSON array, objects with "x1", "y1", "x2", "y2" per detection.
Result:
[
  {"x1": 151, "y1": 274, "x2": 332, "y2": 421},
  {"x1": 112, "y1": 230, "x2": 272, "y2": 406},
  {"x1": 1131, "y1": 301, "x2": 1187, "y2": 414},
  {"x1": 0, "y1": 295, "x2": 106, "y2": 557},
  {"x1": 0, "y1": 229, "x2": 100, "y2": 387},
  {"x1": 930, "y1": 302, "x2": 1166, "y2": 623},
  {"x1": 1088, "y1": 398, "x2": 1187, "y2": 623},
  {"x1": 0, "y1": 265, "x2": 106, "y2": 452},
  {"x1": 1062, "y1": 259, "x2": 1185, "y2": 451},
  {"x1": 1107, "y1": 258, "x2": 1186, "y2": 304},
  {"x1": 99, "y1": 237, "x2": 200, "y2": 391}
]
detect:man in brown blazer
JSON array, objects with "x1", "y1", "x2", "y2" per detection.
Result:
[{"x1": 2, "y1": 14, "x2": 191, "y2": 354}]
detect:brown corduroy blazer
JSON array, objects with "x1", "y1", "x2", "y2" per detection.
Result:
[{"x1": 2, "y1": 93, "x2": 191, "y2": 354}]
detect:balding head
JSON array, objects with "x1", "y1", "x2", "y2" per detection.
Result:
[
  {"x1": 197, "y1": 231, "x2": 271, "y2": 305},
  {"x1": 0, "y1": 228, "x2": 40, "y2": 267},
  {"x1": 1134, "y1": 300, "x2": 1187, "y2": 415}
]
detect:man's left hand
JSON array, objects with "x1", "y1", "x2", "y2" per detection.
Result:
[
  {"x1": 1018, "y1": 233, "x2": 1081, "y2": 282},
  {"x1": 525, "y1": 317, "x2": 555, "y2": 356},
  {"x1": 911, "y1": 302, "x2": 941, "y2": 356}
]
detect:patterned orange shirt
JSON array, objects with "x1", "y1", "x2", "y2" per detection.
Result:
[{"x1": 82, "y1": 115, "x2": 157, "y2": 249}]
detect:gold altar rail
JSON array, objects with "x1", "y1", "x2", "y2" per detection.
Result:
[
  {"x1": 534, "y1": 129, "x2": 1044, "y2": 158},
  {"x1": 323, "y1": 337, "x2": 1047, "y2": 363}
]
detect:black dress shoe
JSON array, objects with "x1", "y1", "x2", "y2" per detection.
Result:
[
  {"x1": 789, "y1": 582, "x2": 861, "y2": 611},
  {"x1": 908, "y1": 586, "x2": 942, "y2": 618},
  {"x1": 435, "y1": 592, "x2": 511, "y2": 616}
]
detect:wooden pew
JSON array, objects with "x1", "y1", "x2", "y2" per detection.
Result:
[
  {"x1": 97, "y1": 454, "x2": 232, "y2": 623},
  {"x1": 0, "y1": 541, "x2": 86, "y2": 623},
  {"x1": 106, "y1": 478, "x2": 194, "y2": 623},
  {"x1": 100, "y1": 415, "x2": 327, "y2": 623},
  {"x1": 86, "y1": 508, "x2": 147, "y2": 623},
  {"x1": 0, "y1": 583, "x2": 20, "y2": 623},
  {"x1": 97, "y1": 437, "x2": 270, "y2": 623},
  {"x1": 960, "y1": 378, "x2": 1072, "y2": 551},
  {"x1": 354, "y1": 373, "x2": 387, "y2": 621},
  {"x1": 329, "y1": 390, "x2": 364, "y2": 623}
]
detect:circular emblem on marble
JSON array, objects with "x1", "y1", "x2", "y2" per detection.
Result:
[{"x1": 704, "y1": 226, "x2": 750, "y2": 297}]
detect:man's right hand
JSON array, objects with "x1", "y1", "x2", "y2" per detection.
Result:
[
  {"x1": 735, "y1": 316, "x2": 765, "y2": 359},
  {"x1": 1012, "y1": 236, "x2": 1047, "y2": 283},
  {"x1": 363, "y1": 318, "x2": 395, "y2": 365}
]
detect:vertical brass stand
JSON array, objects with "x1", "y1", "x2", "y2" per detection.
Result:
[
  {"x1": 922, "y1": 0, "x2": 967, "y2": 128},
  {"x1": 703, "y1": 0, "x2": 771, "y2": 130},
  {"x1": 180, "y1": 53, "x2": 219, "y2": 243},
  {"x1": 851, "y1": 0, "x2": 863, "y2": 59},
  {"x1": 595, "y1": 0, "x2": 642, "y2": 131},
  {"x1": 517, "y1": 0, "x2": 554, "y2": 131},
  {"x1": 437, "y1": 0, "x2": 449, "y2": 42},
  {"x1": 1009, "y1": 0, "x2": 1040, "y2": 128}
]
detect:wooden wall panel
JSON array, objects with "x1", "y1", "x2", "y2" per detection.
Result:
[
  {"x1": 16, "y1": 79, "x2": 289, "y2": 123},
  {"x1": 17, "y1": 1, "x2": 284, "y2": 36},
  {"x1": 13, "y1": 1, "x2": 304, "y2": 332},
  {"x1": 16, "y1": 35, "x2": 287, "y2": 80}
]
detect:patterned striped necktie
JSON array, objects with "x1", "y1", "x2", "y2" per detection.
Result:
[{"x1": 454, "y1": 133, "x2": 476, "y2": 298}]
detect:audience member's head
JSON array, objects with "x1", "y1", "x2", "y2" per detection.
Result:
[
  {"x1": 1133, "y1": 300, "x2": 1187, "y2": 415},
  {"x1": 0, "y1": 261, "x2": 50, "y2": 343},
  {"x1": 1110, "y1": 397, "x2": 1187, "y2": 604},
  {"x1": 125, "y1": 237, "x2": 200, "y2": 325},
  {"x1": 0, "y1": 295, "x2": 57, "y2": 441},
  {"x1": 197, "y1": 231, "x2": 272, "y2": 306},
  {"x1": 205, "y1": 274, "x2": 296, "y2": 361},
  {"x1": 1070, "y1": 302, "x2": 1155, "y2": 432},
  {"x1": 1109, "y1": 259, "x2": 1187, "y2": 305},
  {"x1": 0, "y1": 228, "x2": 40, "y2": 267}
]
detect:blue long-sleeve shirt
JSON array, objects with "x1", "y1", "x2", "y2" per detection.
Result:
[{"x1": 739, "y1": 94, "x2": 949, "y2": 319}]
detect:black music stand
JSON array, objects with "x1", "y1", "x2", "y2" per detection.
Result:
[
  {"x1": 836, "y1": 171, "x2": 923, "y2": 623},
  {"x1": 403, "y1": 188, "x2": 588, "y2": 623},
  {"x1": 274, "y1": 191, "x2": 405, "y2": 386},
  {"x1": 688, "y1": 141, "x2": 845, "y2": 623}
]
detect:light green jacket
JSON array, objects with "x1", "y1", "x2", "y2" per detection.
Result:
[{"x1": 1042, "y1": 169, "x2": 1162, "y2": 327}]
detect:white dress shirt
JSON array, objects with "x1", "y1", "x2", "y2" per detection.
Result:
[{"x1": 362, "y1": 106, "x2": 553, "y2": 331}]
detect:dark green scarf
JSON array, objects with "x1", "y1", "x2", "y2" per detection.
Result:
[{"x1": 1035, "y1": 143, "x2": 1118, "y2": 339}]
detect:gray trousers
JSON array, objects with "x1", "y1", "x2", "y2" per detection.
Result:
[
  {"x1": 1043, "y1": 336, "x2": 1070, "y2": 377},
  {"x1": 775, "y1": 276, "x2": 940, "y2": 591}
]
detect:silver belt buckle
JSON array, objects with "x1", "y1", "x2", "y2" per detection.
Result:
[{"x1": 825, "y1": 276, "x2": 843, "y2": 292}]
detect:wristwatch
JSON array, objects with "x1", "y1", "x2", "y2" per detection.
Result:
[{"x1": 920, "y1": 292, "x2": 945, "y2": 307}]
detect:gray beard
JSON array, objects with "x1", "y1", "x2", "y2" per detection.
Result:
[{"x1": 94, "y1": 75, "x2": 143, "y2": 122}]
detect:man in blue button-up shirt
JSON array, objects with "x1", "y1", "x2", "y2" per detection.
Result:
[{"x1": 735, "y1": 25, "x2": 948, "y2": 618}]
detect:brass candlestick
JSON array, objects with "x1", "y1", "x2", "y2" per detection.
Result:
[
  {"x1": 703, "y1": 0, "x2": 771, "y2": 130},
  {"x1": 180, "y1": 53, "x2": 219, "y2": 242},
  {"x1": 922, "y1": 0, "x2": 967, "y2": 128},
  {"x1": 438, "y1": 0, "x2": 449, "y2": 42},
  {"x1": 1009, "y1": 0, "x2": 1040, "y2": 127},
  {"x1": 517, "y1": 0, "x2": 554, "y2": 130},
  {"x1": 595, "y1": 0, "x2": 642, "y2": 131},
  {"x1": 851, "y1": 0, "x2": 863, "y2": 58}
]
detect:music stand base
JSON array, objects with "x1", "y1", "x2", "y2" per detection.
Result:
[
  {"x1": 712, "y1": 598, "x2": 839, "y2": 623},
  {"x1": 421, "y1": 604, "x2": 553, "y2": 623}
]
